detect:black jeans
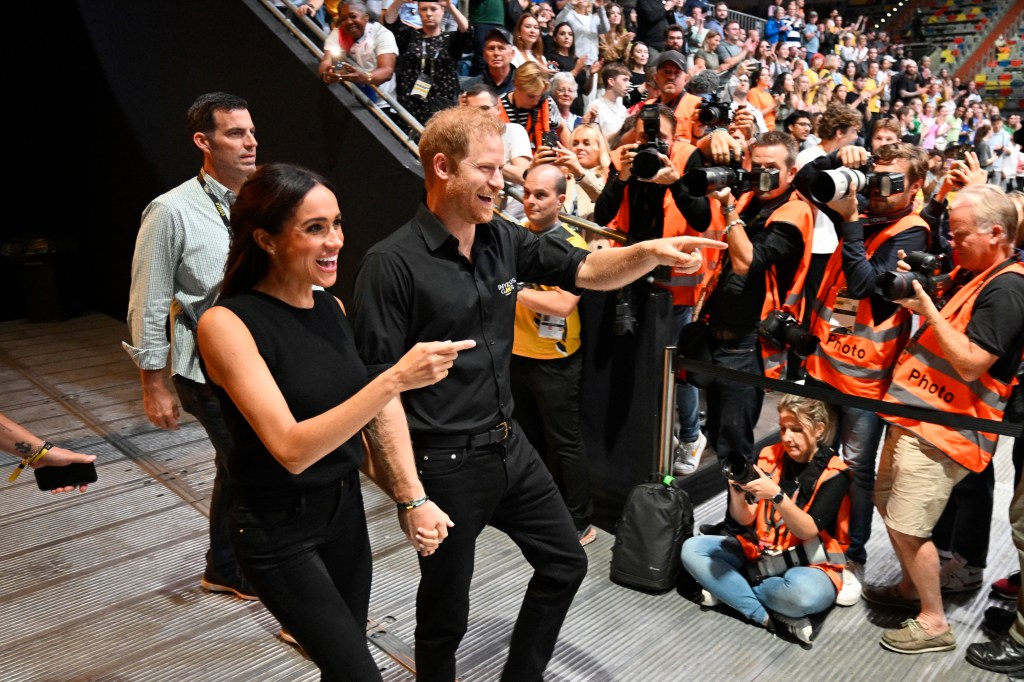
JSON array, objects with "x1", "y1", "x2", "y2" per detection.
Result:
[
  {"x1": 172, "y1": 376, "x2": 240, "y2": 581},
  {"x1": 413, "y1": 425, "x2": 588, "y2": 682},
  {"x1": 510, "y1": 352, "x2": 593, "y2": 530},
  {"x1": 703, "y1": 333, "x2": 765, "y2": 534},
  {"x1": 229, "y1": 471, "x2": 380, "y2": 681}
]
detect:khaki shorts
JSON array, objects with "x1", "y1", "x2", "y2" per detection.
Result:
[{"x1": 875, "y1": 425, "x2": 971, "y2": 538}]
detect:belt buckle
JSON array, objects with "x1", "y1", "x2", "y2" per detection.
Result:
[{"x1": 496, "y1": 421, "x2": 510, "y2": 442}]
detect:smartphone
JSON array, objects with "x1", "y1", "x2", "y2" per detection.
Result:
[
  {"x1": 541, "y1": 130, "x2": 559, "y2": 149},
  {"x1": 34, "y1": 462, "x2": 97, "y2": 491}
]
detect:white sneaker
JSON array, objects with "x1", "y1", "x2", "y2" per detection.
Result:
[
  {"x1": 940, "y1": 553, "x2": 984, "y2": 593},
  {"x1": 772, "y1": 612, "x2": 815, "y2": 644},
  {"x1": 836, "y1": 560, "x2": 864, "y2": 607},
  {"x1": 673, "y1": 432, "x2": 708, "y2": 476},
  {"x1": 701, "y1": 589, "x2": 721, "y2": 607}
]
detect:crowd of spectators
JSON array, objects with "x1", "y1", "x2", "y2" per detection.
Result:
[
  {"x1": 307, "y1": 0, "x2": 1024, "y2": 672},
  {"x1": 318, "y1": 0, "x2": 1023, "y2": 204}
]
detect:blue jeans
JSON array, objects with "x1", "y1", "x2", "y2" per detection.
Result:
[
  {"x1": 836, "y1": 405, "x2": 885, "y2": 565},
  {"x1": 172, "y1": 376, "x2": 240, "y2": 581},
  {"x1": 673, "y1": 306, "x2": 701, "y2": 442},
  {"x1": 229, "y1": 472, "x2": 380, "y2": 681},
  {"x1": 681, "y1": 535, "x2": 837, "y2": 624}
]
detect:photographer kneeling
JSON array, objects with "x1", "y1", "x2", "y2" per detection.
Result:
[
  {"x1": 793, "y1": 142, "x2": 929, "y2": 605},
  {"x1": 681, "y1": 396, "x2": 852, "y2": 644}
]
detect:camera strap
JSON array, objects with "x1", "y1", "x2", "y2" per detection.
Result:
[
  {"x1": 674, "y1": 356, "x2": 1023, "y2": 437},
  {"x1": 863, "y1": 204, "x2": 913, "y2": 227}
]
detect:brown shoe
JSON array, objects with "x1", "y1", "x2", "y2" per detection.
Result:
[
  {"x1": 861, "y1": 584, "x2": 920, "y2": 610},
  {"x1": 881, "y1": 619, "x2": 956, "y2": 654}
]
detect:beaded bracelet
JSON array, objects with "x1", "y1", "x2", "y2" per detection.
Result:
[
  {"x1": 396, "y1": 494, "x2": 430, "y2": 511},
  {"x1": 723, "y1": 219, "x2": 744, "y2": 238}
]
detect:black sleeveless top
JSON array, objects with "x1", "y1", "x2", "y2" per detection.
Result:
[{"x1": 208, "y1": 289, "x2": 369, "y2": 491}]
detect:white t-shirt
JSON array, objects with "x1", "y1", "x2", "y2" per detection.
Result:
[
  {"x1": 795, "y1": 145, "x2": 839, "y2": 255},
  {"x1": 592, "y1": 95, "x2": 628, "y2": 139},
  {"x1": 323, "y1": 22, "x2": 399, "y2": 95}
]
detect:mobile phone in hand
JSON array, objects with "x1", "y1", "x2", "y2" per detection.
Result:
[
  {"x1": 34, "y1": 462, "x2": 97, "y2": 491},
  {"x1": 541, "y1": 130, "x2": 560, "y2": 149}
]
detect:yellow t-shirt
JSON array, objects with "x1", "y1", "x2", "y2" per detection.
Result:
[{"x1": 512, "y1": 223, "x2": 589, "y2": 359}]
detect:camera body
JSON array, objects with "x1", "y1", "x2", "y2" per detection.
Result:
[
  {"x1": 875, "y1": 251, "x2": 952, "y2": 302},
  {"x1": 697, "y1": 92, "x2": 733, "y2": 128},
  {"x1": 632, "y1": 104, "x2": 670, "y2": 181},
  {"x1": 758, "y1": 310, "x2": 820, "y2": 357},
  {"x1": 682, "y1": 166, "x2": 781, "y2": 196}
]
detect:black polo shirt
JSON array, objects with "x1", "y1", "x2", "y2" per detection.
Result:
[{"x1": 352, "y1": 204, "x2": 589, "y2": 437}]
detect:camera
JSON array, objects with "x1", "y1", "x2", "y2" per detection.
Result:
[
  {"x1": 721, "y1": 452, "x2": 759, "y2": 484},
  {"x1": 758, "y1": 310, "x2": 820, "y2": 357},
  {"x1": 697, "y1": 92, "x2": 733, "y2": 128},
  {"x1": 632, "y1": 104, "x2": 670, "y2": 181},
  {"x1": 875, "y1": 251, "x2": 952, "y2": 302},
  {"x1": 613, "y1": 288, "x2": 637, "y2": 335},
  {"x1": 682, "y1": 166, "x2": 780, "y2": 196},
  {"x1": 809, "y1": 166, "x2": 906, "y2": 203}
]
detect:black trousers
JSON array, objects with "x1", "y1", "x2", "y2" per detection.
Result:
[
  {"x1": 510, "y1": 352, "x2": 593, "y2": 530},
  {"x1": 229, "y1": 472, "x2": 380, "y2": 681},
  {"x1": 413, "y1": 425, "x2": 588, "y2": 682},
  {"x1": 932, "y1": 462, "x2": 996, "y2": 568},
  {"x1": 172, "y1": 376, "x2": 240, "y2": 581}
]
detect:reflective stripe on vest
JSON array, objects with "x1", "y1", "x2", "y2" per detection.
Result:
[
  {"x1": 736, "y1": 443, "x2": 850, "y2": 591},
  {"x1": 804, "y1": 213, "x2": 929, "y2": 399},
  {"x1": 759, "y1": 195, "x2": 814, "y2": 379},
  {"x1": 882, "y1": 260, "x2": 1024, "y2": 472}
]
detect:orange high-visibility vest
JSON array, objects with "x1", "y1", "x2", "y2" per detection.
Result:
[
  {"x1": 881, "y1": 258, "x2": 1024, "y2": 472},
  {"x1": 736, "y1": 443, "x2": 851, "y2": 591},
  {"x1": 607, "y1": 141, "x2": 723, "y2": 306},
  {"x1": 759, "y1": 195, "x2": 814, "y2": 379},
  {"x1": 804, "y1": 213, "x2": 929, "y2": 399}
]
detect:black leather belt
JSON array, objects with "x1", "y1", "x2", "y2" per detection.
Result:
[{"x1": 412, "y1": 422, "x2": 511, "y2": 450}]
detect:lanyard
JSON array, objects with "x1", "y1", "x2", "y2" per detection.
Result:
[{"x1": 197, "y1": 170, "x2": 232, "y2": 232}]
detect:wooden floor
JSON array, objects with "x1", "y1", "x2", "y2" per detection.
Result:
[{"x1": 0, "y1": 313, "x2": 1017, "y2": 681}]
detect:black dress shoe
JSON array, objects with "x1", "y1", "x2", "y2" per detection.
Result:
[
  {"x1": 984, "y1": 606, "x2": 1016, "y2": 634},
  {"x1": 966, "y1": 637, "x2": 1024, "y2": 673}
]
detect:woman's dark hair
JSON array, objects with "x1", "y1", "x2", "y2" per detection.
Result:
[
  {"x1": 219, "y1": 163, "x2": 333, "y2": 301},
  {"x1": 771, "y1": 71, "x2": 791, "y2": 95},
  {"x1": 551, "y1": 21, "x2": 575, "y2": 55},
  {"x1": 626, "y1": 41, "x2": 648, "y2": 71}
]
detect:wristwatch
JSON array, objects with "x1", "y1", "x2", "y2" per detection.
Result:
[{"x1": 770, "y1": 490, "x2": 785, "y2": 505}]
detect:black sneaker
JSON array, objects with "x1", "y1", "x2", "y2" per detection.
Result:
[
  {"x1": 201, "y1": 570, "x2": 259, "y2": 601},
  {"x1": 984, "y1": 606, "x2": 1016, "y2": 635}
]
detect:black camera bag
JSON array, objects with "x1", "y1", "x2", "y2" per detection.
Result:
[{"x1": 610, "y1": 475, "x2": 694, "y2": 591}]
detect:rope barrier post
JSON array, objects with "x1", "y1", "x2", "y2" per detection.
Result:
[{"x1": 659, "y1": 346, "x2": 677, "y2": 478}]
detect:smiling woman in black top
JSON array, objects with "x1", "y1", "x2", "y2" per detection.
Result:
[{"x1": 197, "y1": 163, "x2": 472, "y2": 680}]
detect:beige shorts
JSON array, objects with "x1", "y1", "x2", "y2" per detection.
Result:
[{"x1": 874, "y1": 425, "x2": 971, "y2": 538}]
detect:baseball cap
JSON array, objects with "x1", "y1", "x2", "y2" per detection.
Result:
[
  {"x1": 484, "y1": 26, "x2": 513, "y2": 45},
  {"x1": 654, "y1": 50, "x2": 687, "y2": 71}
]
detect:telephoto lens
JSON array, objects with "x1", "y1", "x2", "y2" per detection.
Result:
[
  {"x1": 721, "y1": 451, "x2": 758, "y2": 484},
  {"x1": 809, "y1": 167, "x2": 866, "y2": 203}
]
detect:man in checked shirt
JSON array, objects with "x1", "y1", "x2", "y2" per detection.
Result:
[{"x1": 123, "y1": 92, "x2": 258, "y2": 600}]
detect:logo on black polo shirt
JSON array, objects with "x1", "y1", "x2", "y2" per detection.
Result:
[{"x1": 498, "y1": 278, "x2": 518, "y2": 296}]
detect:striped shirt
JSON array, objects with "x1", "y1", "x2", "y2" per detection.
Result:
[{"x1": 122, "y1": 171, "x2": 234, "y2": 384}]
